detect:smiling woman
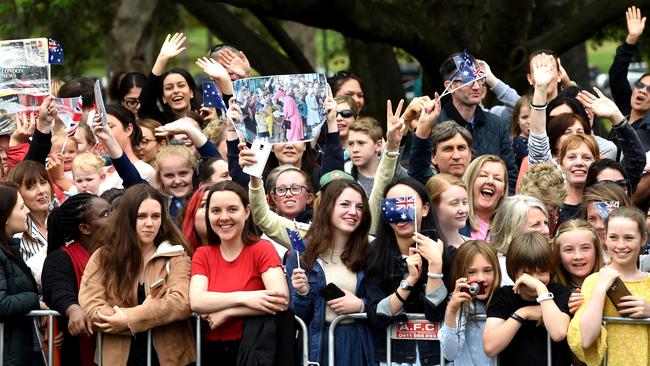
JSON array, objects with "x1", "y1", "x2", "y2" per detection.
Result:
[
  {"x1": 189, "y1": 181, "x2": 289, "y2": 365},
  {"x1": 462, "y1": 155, "x2": 508, "y2": 241},
  {"x1": 286, "y1": 180, "x2": 373, "y2": 365}
]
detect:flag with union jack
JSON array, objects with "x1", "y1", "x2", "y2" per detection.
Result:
[
  {"x1": 381, "y1": 195, "x2": 416, "y2": 224},
  {"x1": 48, "y1": 39, "x2": 64, "y2": 65},
  {"x1": 450, "y1": 50, "x2": 485, "y2": 85},
  {"x1": 54, "y1": 96, "x2": 82, "y2": 136},
  {"x1": 594, "y1": 201, "x2": 619, "y2": 221}
]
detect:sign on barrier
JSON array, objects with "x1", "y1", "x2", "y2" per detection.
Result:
[{"x1": 391, "y1": 320, "x2": 439, "y2": 340}]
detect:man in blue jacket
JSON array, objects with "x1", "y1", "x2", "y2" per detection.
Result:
[{"x1": 437, "y1": 52, "x2": 518, "y2": 194}]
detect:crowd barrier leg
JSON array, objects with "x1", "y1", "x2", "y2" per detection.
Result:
[
  {"x1": 97, "y1": 332, "x2": 103, "y2": 366},
  {"x1": 195, "y1": 315, "x2": 201, "y2": 366},
  {"x1": 0, "y1": 322, "x2": 4, "y2": 366},
  {"x1": 47, "y1": 314, "x2": 54, "y2": 366},
  {"x1": 147, "y1": 330, "x2": 152, "y2": 366},
  {"x1": 294, "y1": 315, "x2": 319, "y2": 366},
  {"x1": 602, "y1": 320, "x2": 608, "y2": 366},
  {"x1": 385, "y1": 325, "x2": 392, "y2": 365}
]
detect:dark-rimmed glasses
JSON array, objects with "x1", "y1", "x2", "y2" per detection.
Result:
[{"x1": 273, "y1": 185, "x2": 307, "y2": 196}]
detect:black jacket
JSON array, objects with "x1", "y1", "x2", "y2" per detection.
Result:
[
  {"x1": 236, "y1": 311, "x2": 295, "y2": 366},
  {"x1": 438, "y1": 102, "x2": 518, "y2": 195},
  {"x1": 42, "y1": 249, "x2": 85, "y2": 366},
  {"x1": 0, "y1": 238, "x2": 40, "y2": 365}
]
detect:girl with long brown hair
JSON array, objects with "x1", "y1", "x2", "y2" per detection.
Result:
[
  {"x1": 288, "y1": 179, "x2": 373, "y2": 365},
  {"x1": 79, "y1": 184, "x2": 195, "y2": 365}
]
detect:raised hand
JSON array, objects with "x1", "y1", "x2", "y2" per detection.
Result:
[
  {"x1": 215, "y1": 48, "x2": 251, "y2": 80},
  {"x1": 532, "y1": 54, "x2": 556, "y2": 88},
  {"x1": 38, "y1": 96, "x2": 57, "y2": 133},
  {"x1": 576, "y1": 87, "x2": 625, "y2": 122},
  {"x1": 10, "y1": 112, "x2": 36, "y2": 145},
  {"x1": 386, "y1": 99, "x2": 406, "y2": 151},
  {"x1": 415, "y1": 93, "x2": 441, "y2": 139},
  {"x1": 626, "y1": 6, "x2": 647, "y2": 45},
  {"x1": 159, "y1": 33, "x2": 187, "y2": 60},
  {"x1": 476, "y1": 60, "x2": 497, "y2": 87},
  {"x1": 196, "y1": 57, "x2": 229, "y2": 81},
  {"x1": 402, "y1": 96, "x2": 432, "y2": 129}
]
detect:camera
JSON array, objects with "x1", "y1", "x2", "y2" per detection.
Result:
[{"x1": 460, "y1": 280, "x2": 486, "y2": 296}]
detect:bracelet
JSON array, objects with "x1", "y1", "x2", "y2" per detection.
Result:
[
  {"x1": 529, "y1": 103, "x2": 547, "y2": 111},
  {"x1": 510, "y1": 312, "x2": 526, "y2": 324},
  {"x1": 394, "y1": 290, "x2": 407, "y2": 303},
  {"x1": 296, "y1": 286, "x2": 310, "y2": 297},
  {"x1": 611, "y1": 117, "x2": 627, "y2": 128},
  {"x1": 427, "y1": 272, "x2": 444, "y2": 279},
  {"x1": 385, "y1": 150, "x2": 400, "y2": 158}
]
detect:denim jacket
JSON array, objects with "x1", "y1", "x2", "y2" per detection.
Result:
[{"x1": 285, "y1": 250, "x2": 375, "y2": 365}]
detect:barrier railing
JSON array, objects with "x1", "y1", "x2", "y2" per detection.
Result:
[
  {"x1": 0, "y1": 309, "x2": 60, "y2": 366},
  {"x1": 601, "y1": 316, "x2": 650, "y2": 365},
  {"x1": 328, "y1": 312, "x2": 552, "y2": 366},
  {"x1": 95, "y1": 313, "x2": 315, "y2": 366}
]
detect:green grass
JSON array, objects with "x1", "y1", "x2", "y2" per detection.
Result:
[{"x1": 587, "y1": 40, "x2": 618, "y2": 72}]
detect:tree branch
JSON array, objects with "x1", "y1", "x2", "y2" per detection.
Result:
[
  {"x1": 257, "y1": 17, "x2": 314, "y2": 73},
  {"x1": 177, "y1": 0, "x2": 302, "y2": 74}
]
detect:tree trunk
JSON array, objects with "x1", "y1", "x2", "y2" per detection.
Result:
[{"x1": 346, "y1": 37, "x2": 405, "y2": 125}]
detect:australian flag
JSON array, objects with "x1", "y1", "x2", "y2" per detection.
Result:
[
  {"x1": 594, "y1": 201, "x2": 619, "y2": 221},
  {"x1": 286, "y1": 228, "x2": 305, "y2": 252},
  {"x1": 48, "y1": 39, "x2": 64, "y2": 65},
  {"x1": 203, "y1": 81, "x2": 226, "y2": 109},
  {"x1": 450, "y1": 50, "x2": 484, "y2": 84},
  {"x1": 381, "y1": 195, "x2": 416, "y2": 224},
  {"x1": 452, "y1": 50, "x2": 473, "y2": 70}
]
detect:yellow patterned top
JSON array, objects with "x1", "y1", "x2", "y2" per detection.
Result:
[{"x1": 567, "y1": 272, "x2": 650, "y2": 366}]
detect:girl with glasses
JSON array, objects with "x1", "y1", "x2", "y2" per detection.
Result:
[{"x1": 118, "y1": 72, "x2": 146, "y2": 119}]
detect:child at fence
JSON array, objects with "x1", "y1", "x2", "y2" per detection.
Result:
[
  {"x1": 439, "y1": 240, "x2": 500, "y2": 365},
  {"x1": 568, "y1": 207, "x2": 650, "y2": 366},
  {"x1": 552, "y1": 219, "x2": 605, "y2": 315},
  {"x1": 287, "y1": 179, "x2": 374, "y2": 365},
  {"x1": 483, "y1": 231, "x2": 571, "y2": 366}
]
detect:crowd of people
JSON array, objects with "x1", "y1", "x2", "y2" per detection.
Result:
[{"x1": 1, "y1": 5, "x2": 650, "y2": 366}]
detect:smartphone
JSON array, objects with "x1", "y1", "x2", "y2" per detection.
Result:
[
  {"x1": 150, "y1": 278, "x2": 165, "y2": 297},
  {"x1": 319, "y1": 283, "x2": 345, "y2": 301},
  {"x1": 607, "y1": 278, "x2": 632, "y2": 310},
  {"x1": 242, "y1": 139, "x2": 272, "y2": 178}
]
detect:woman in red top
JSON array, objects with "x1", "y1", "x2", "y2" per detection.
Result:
[{"x1": 189, "y1": 181, "x2": 289, "y2": 364}]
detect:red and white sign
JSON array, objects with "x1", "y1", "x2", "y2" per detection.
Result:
[{"x1": 391, "y1": 320, "x2": 439, "y2": 340}]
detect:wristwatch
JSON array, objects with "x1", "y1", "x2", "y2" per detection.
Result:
[
  {"x1": 536, "y1": 292, "x2": 555, "y2": 303},
  {"x1": 399, "y1": 279, "x2": 414, "y2": 291}
]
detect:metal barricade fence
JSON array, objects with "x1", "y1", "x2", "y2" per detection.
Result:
[
  {"x1": 0, "y1": 310, "x2": 60, "y2": 366},
  {"x1": 601, "y1": 316, "x2": 650, "y2": 365},
  {"x1": 327, "y1": 312, "x2": 552, "y2": 366},
  {"x1": 94, "y1": 313, "x2": 315, "y2": 366}
]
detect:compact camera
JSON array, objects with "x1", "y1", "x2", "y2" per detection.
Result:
[{"x1": 460, "y1": 280, "x2": 486, "y2": 296}]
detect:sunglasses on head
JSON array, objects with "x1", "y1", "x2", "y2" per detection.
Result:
[
  {"x1": 599, "y1": 178, "x2": 629, "y2": 190},
  {"x1": 336, "y1": 109, "x2": 355, "y2": 118},
  {"x1": 634, "y1": 80, "x2": 650, "y2": 93}
]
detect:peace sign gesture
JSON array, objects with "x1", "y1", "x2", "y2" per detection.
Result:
[{"x1": 386, "y1": 99, "x2": 406, "y2": 151}]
